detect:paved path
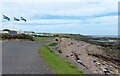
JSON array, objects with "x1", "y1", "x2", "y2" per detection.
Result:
[{"x1": 2, "y1": 41, "x2": 53, "y2": 74}]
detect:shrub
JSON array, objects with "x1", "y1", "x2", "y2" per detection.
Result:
[
  {"x1": 58, "y1": 50, "x2": 62, "y2": 53},
  {"x1": 1, "y1": 33, "x2": 34, "y2": 41},
  {"x1": 21, "y1": 34, "x2": 34, "y2": 41}
]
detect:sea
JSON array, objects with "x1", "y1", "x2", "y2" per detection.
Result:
[
  {"x1": 89, "y1": 35, "x2": 119, "y2": 38},
  {"x1": 86, "y1": 35, "x2": 120, "y2": 42}
]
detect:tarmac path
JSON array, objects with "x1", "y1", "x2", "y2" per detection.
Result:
[{"x1": 2, "y1": 41, "x2": 53, "y2": 74}]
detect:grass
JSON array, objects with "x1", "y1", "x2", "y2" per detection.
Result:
[
  {"x1": 39, "y1": 45, "x2": 85, "y2": 74},
  {"x1": 34, "y1": 37, "x2": 55, "y2": 42},
  {"x1": 99, "y1": 47, "x2": 106, "y2": 51},
  {"x1": 49, "y1": 42, "x2": 58, "y2": 46}
]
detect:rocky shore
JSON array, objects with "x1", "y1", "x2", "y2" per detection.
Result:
[{"x1": 51, "y1": 37, "x2": 119, "y2": 74}]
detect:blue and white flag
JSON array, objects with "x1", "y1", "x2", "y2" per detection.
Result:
[
  {"x1": 21, "y1": 17, "x2": 26, "y2": 22},
  {"x1": 14, "y1": 17, "x2": 20, "y2": 21},
  {"x1": 3, "y1": 15, "x2": 10, "y2": 21}
]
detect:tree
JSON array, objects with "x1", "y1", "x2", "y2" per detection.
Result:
[{"x1": 3, "y1": 29, "x2": 10, "y2": 31}]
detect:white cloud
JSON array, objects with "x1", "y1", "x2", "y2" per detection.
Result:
[
  {"x1": 85, "y1": 16, "x2": 117, "y2": 24},
  {"x1": 1, "y1": 1, "x2": 118, "y2": 35},
  {"x1": 2, "y1": 15, "x2": 117, "y2": 35},
  {"x1": 19, "y1": 19, "x2": 82, "y2": 24},
  {"x1": 1, "y1": 2, "x2": 118, "y2": 18},
  {"x1": 1, "y1": 0, "x2": 119, "y2": 2}
]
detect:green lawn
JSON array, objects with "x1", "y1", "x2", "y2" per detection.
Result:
[
  {"x1": 39, "y1": 44, "x2": 85, "y2": 74},
  {"x1": 34, "y1": 37, "x2": 55, "y2": 42}
]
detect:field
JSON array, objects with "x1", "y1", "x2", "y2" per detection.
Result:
[{"x1": 34, "y1": 37, "x2": 55, "y2": 42}]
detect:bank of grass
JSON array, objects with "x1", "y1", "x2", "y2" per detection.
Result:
[
  {"x1": 39, "y1": 44, "x2": 85, "y2": 74},
  {"x1": 34, "y1": 37, "x2": 55, "y2": 42}
]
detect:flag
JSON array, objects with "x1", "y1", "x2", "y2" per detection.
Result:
[
  {"x1": 3, "y1": 15, "x2": 10, "y2": 21},
  {"x1": 21, "y1": 17, "x2": 26, "y2": 22},
  {"x1": 14, "y1": 17, "x2": 20, "y2": 21}
]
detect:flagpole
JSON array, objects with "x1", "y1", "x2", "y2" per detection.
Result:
[
  {"x1": 2, "y1": 14, "x2": 11, "y2": 31},
  {"x1": 12, "y1": 17, "x2": 14, "y2": 30},
  {"x1": 18, "y1": 17, "x2": 21, "y2": 34},
  {"x1": 2, "y1": 13, "x2": 4, "y2": 30},
  {"x1": 2, "y1": 14, "x2": 7, "y2": 30},
  {"x1": 8, "y1": 17, "x2": 11, "y2": 31},
  {"x1": 13, "y1": 17, "x2": 16, "y2": 31}
]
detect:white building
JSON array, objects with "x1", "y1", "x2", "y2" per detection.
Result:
[
  {"x1": 35, "y1": 33, "x2": 54, "y2": 36},
  {"x1": 17, "y1": 31, "x2": 24, "y2": 34},
  {"x1": 0, "y1": 30, "x2": 9, "y2": 34},
  {"x1": 24, "y1": 31, "x2": 35, "y2": 35}
]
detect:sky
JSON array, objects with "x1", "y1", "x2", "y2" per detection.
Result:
[{"x1": 0, "y1": 0, "x2": 119, "y2": 35}]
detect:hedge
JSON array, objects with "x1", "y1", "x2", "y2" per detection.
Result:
[{"x1": 1, "y1": 33, "x2": 34, "y2": 41}]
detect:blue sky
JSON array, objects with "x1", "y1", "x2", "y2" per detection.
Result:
[{"x1": 1, "y1": 0, "x2": 118, "y2": 35}]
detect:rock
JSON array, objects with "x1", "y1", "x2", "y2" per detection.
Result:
[
  {"x1": 55, "y1": 39, "x2": 59, "y2": 41},
  {"x1": 66, "y1": 55, "x2": 69, "y2": 57},
  {"x1": 77, "y1": 60, "x2": 82, "y2": 63}
]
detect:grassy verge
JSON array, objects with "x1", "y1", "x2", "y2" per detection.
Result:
[
  {"x1": 39, "y1": 44, "x2": 85, "y2": 74},
  {"x1": 34, "y1": 37, "x2": 55, "y2": 42}
]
